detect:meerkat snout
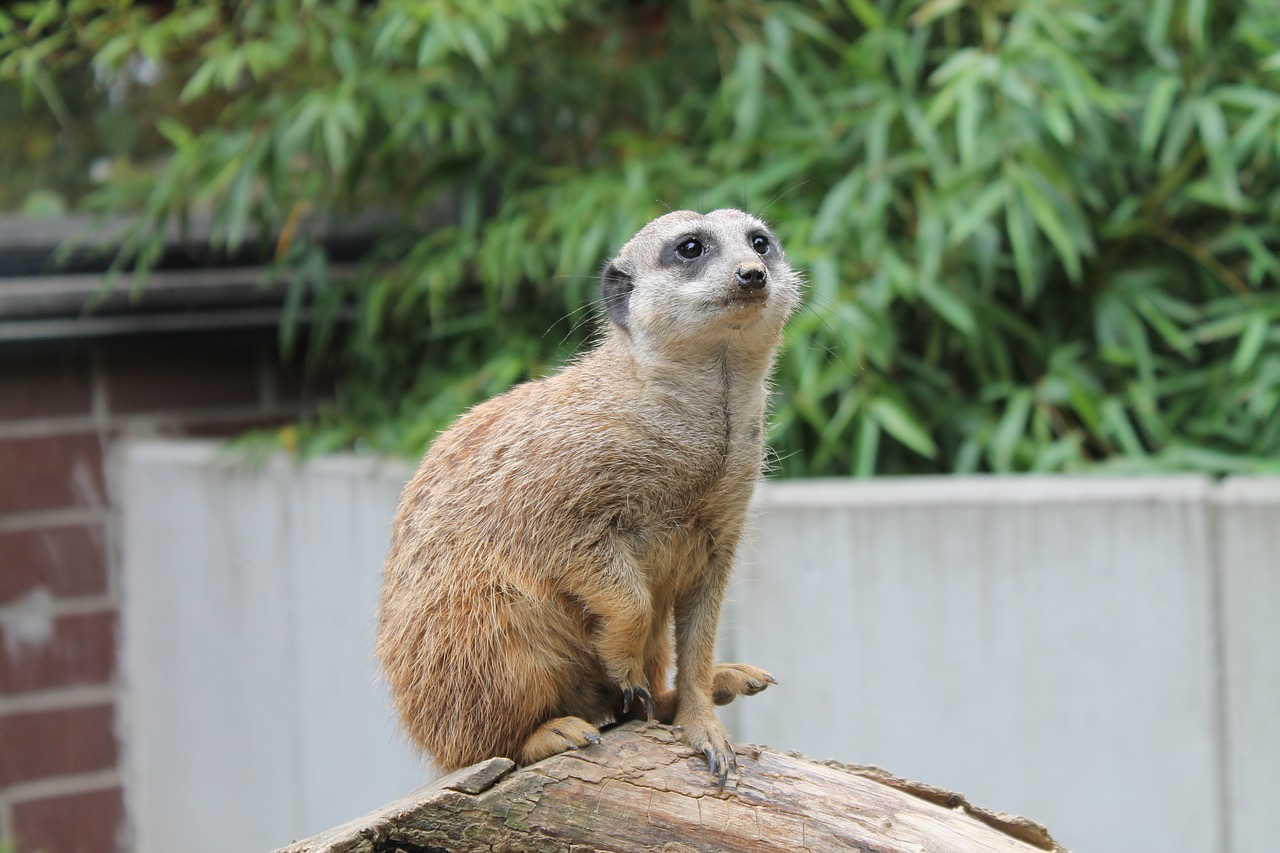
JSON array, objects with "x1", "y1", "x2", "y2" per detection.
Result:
[{"x1": 735, "y1": 263, "x2": 767, "y2": 290}]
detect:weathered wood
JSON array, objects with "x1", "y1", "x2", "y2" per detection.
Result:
[{"x1": 278, "y1": 721, "x2": 1067, "y2": 853}]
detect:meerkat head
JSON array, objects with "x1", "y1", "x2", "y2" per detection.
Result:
[{"x1": 600, "y1": 209, "x2": 802, "y2": 356}]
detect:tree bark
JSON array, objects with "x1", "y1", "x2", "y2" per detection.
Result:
[{"x1": 278, "y1": 720, "x2": 1068, "y2": 853}]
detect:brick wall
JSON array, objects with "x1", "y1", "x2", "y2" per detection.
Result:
[{"x1": 0, "y1": 333, "x2": 331, "y2": 853}]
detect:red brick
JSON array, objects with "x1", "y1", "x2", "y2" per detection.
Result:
[
  {"x1": 0, "y1": 704, "x2": 116, "y2": 787},
  {"x1": 0, "y1": 612, "x2": 115, "y2": 695},
  {"x1": 11, "y1": 786, "x2": 124, "y2": 853},
  {"x1": 0, "y1": 354, "x2": 93, "y2": 421},
  {"x1": 104, "y1": 344, "x2": 262, "y2": 414},
  {"x1": 0, "y1": 525, "x2": 108, "y2": 606},
  {"x1": 0, "y1": 433, "x2": 106, "y2": 514}
]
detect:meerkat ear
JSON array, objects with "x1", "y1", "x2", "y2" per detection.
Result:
[{"x1": 602, "y1": 262, "x2": 634, "y2": 330}]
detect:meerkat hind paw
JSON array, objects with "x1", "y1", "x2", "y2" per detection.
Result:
[
  {"x1": 518, "y1": 716, "x2": 602, "y2": 765},
  {"x1": 712, "y1": 662, "x2": 777, "y2": 705}
]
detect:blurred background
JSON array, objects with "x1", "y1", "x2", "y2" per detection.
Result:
[{"x1": 0, "y1": 1, "x2": 1277, "y2": 851}]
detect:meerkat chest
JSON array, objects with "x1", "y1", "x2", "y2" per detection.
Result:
[
  {"x1": 638, "y1": 461, "x2": 759, "y2": 596},
  {"x1": 642, "y1": 370, "x2": 766, "y2": 484},
  {"x1": 630, "y1": 380, "x2": 767, "y2": 566}
]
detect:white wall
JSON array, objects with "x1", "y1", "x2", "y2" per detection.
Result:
[
  {"x1": 723, "y1": 478, "x2": 1222, "y2": 853},
  {"x1": 118, "y1": 440, "x2": 1279, "y2": 853},
  {"x1": 1216, "y1": 478, "x2": 1280, "y2": 853},
  {"x1": 118, "y1": 442, "x2": 425, "y2": 853}
]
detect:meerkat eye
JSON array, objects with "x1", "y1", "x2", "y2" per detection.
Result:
[
  {"x1": 751, "y1": 235, "x2": 771, "y2": 256},
  {"x1": 675, "y1": 238, "x2": 705, "y2": 260}
]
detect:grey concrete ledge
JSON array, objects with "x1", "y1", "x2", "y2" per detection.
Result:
[
  {"x1": 119, "y1": 437, "x2": 414, "y2": 483},
  {"x1": 1216, "y1": 475, "x2": 1280, "y2": 504},
  {"x1": 759, "y1": 474, "x2": 1215, "y2": 507},
  {"x1": 122, "y1": 440, "x2": 1233, "y2": 504}
]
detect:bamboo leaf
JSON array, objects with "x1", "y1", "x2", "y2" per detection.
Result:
[
  {"x1": 812, "y1": 169, "x2": 862, "y2": 242},
  {"x1": 1232, "y1": 314, "x2": 1269, "y2": 376},
  {"x1": 1194, "y1": 97, "x2": 1243, "y2": 210},
  {"x1": 848, "y1": 0, "x2": 884, "y2": 29},
  {"x1": 955, "y1": 78, "x2": 982, "y2": 166},
  {"x1": 1140, "y1": 75, "x2": 1180, "y2": 158},
  {"x1": 1008, "y1": 162, "x2": 1083, "y2": 282},
  {"x1": 991, "y1": 390, "x2": 1033, "y2": 472},
  {"x1": 1005, "y1": 187, "x2": 1039, "y2": 302},
  {"x1": 949, "y1": 182, "x2": 1007, "y2": 245},
  {"x1": 910, "y1": 0, "x2": 962, "y2": 28},
  {"x1": 868, "y1": 396, "x2": 937, "y2": 459},
  {"x1": 1186, "y1": 0, "x2": 1208, "y2": 53},
  {"x1": 918, "y1": 279, "x2": 978, "y2": 337},
  {"x1": 180, "y1": 59, "x2": 219, "y2": 103},
  {"x1": 853, "y1": 415, "x2": 881, "y2": 477},
  {"x1": 928, "y1": 48, "x2": 985, "y2": 87},
  {"x1": 1101, "y1": 399, "x2": 1147, "y2": 457}
]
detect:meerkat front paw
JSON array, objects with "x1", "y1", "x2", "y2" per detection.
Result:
[
  {"x1": 676, "y1": 715, "x2": 737, "y2": 788},
  {"x1": 712, "y1": 662, "x2": 777, "y2": 705}
]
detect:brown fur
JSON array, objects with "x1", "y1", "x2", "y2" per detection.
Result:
[{"x1": 376, "y1": 209, "x2": 801, "y2": 780}]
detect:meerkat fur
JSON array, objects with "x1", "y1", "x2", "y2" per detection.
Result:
[{"x1": 377, "y1": 208, "x2": 802, "y2": 785}]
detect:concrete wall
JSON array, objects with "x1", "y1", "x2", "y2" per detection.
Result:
[
  {"x1": 118, "y1": 442, "x2": 422, "y2": 853},
  {"x1": 723, "y1": 478, "x2": 1225, "y2": 853},
  {"x1": 118, "y1": 440, "x2": 1279, "y2": 853},
  {"x1": 1216, "y1": 479, "x2": 1280, "y2": 853}
]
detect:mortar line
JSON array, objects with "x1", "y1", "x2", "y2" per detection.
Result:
[
  {"x1": 0, "y1": 685, "x2": 118, "y2": 716},
  {"x1": 0, "y1": 416, "x2": 101, "y2": 440},
  {"x1": 1, "y1": 768, "x2": 121, "y2": 803},
  {"x1": 0, "y1": 507, "x2": 109, "y2": 533}
]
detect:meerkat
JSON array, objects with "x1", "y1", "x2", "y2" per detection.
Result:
[{"x1": 376, "y1": 208, "x2": 801, "y2": 785}]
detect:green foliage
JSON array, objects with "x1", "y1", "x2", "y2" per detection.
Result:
[{"x1": 4, "y1": 0, "x2": 1280, "y2": 474}]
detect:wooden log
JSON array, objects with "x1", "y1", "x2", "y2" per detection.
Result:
[{"x1": 279, "y1": 721, "x2": 1067, "y2": 853}]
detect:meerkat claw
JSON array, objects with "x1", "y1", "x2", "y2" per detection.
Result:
[
  {"x1": 716, "y1": 749, "x2": 733, "y2": 789},
  {"x1": 701, "y1": 743, "x2": 736, "y2": 789},
  {"x1": 621, "y1": 685, "x2": 655, "y2": 719}
]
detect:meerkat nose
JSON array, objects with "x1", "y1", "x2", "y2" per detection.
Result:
[{"x1": 735, "y1": 265, "x2": 767, "y2": 290}]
